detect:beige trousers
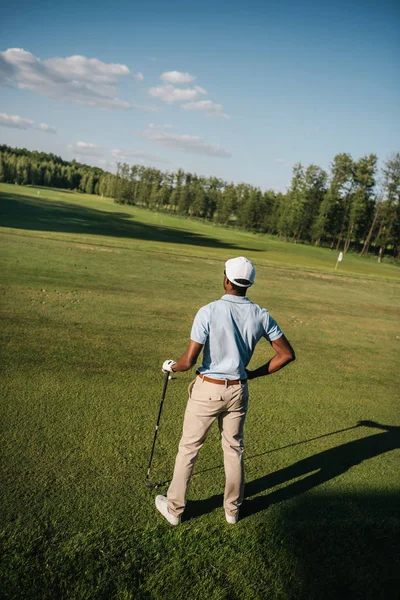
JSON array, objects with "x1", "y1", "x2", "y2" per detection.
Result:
[{"x1": 167, "y1": 376, "x2": 249, "y2": 518}]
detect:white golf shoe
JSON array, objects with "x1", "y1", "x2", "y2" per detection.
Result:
[
  {"x1": 225, "y1": 511, "x2": 239, "y2": 524},
  {"x1": 155, "y1": 495, "x2": 180, "y2": 526}
]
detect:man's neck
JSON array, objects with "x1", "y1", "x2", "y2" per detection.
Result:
[{"x1": 225, "y1": 290, "x2": 247, "y2": 298}]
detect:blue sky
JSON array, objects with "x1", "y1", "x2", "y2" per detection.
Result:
[{"x1": 1, "y1": 0, "x2": 399, "y2": 191}]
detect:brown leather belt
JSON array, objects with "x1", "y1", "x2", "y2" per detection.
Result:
[{"x1": 196, "y1": 372, "x2": 247, "y2": 386}]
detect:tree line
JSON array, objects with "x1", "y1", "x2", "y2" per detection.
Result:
[
  {"x1": 1, "y1": 144, "x2": 399, "y2": 261},
  {"x1": 0, "y1": 145, "x2": 112, "y2": 197}
]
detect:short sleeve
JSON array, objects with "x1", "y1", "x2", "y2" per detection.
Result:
[
  {"x1": 190, "y1": 305, "x2": 210, "y2": 345},
  {"x1": 263, "y1": 312, "x2": 283, "y2": 342}
]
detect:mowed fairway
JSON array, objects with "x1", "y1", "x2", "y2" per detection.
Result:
[{"x1": 1, "y1": 183, "x2": 399, "y2": 600}]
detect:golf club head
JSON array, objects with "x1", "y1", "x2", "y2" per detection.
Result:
[{"x1": 145, "y1": 479, "x2": 158, "y2": 489}]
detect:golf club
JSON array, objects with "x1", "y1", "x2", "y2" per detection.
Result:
[{"x1": 145, "y1": 370, "x2": 170, "y2": 488}]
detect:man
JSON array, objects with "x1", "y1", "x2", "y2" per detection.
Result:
[{"x1": 156, "y1": 256, "x2": 295, "y2": 525}]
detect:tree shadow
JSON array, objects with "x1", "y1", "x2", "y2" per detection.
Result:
[
  {"x1": 184, "y1": 420, "x2": 400, "y2": 520},
  {"x1": 0, "y1": 192, "x2": 256, "y2": 251}
]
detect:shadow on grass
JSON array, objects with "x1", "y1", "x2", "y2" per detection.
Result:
[
  {"x1": 184, "y1": 421, "x2": 400, "y2": 519},
  {"x1": 183, "y1": 420, "x2": 400, "y2": 598},
  {"x1": 0, "y1": 192, "x2": 254, "y2": 251},
  {"x1": 262, "y1": 489, "x2": 400, "y2": 600}
]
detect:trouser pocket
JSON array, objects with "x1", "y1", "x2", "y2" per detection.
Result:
[
  {"x1": 188, "y1": 378, "x2": 197, "y2": 397},
  {"x1": 190, "y1": 378, "x2": 224, "y2": 403}
]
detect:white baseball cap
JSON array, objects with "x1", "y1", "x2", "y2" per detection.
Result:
[{"x1": 225, "y1": 256, "x2": 256, "y2": 287}]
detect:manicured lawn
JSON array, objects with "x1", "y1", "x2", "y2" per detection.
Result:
[{"x1": 1, "y1": 183, "x2": 399, "y2": 599}]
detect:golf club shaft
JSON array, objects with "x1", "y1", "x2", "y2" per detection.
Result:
[{"x1": 146, "y1": 370, "x2": 170, "y2": 480}]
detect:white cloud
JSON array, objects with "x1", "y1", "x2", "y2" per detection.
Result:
[
  {"x1": 139, "y1": 128, "x2": 231, "y2": 158},
  {"x1": 181, "y1": 100, "x2": 229, "y2": 119},
  {"x1": 274, "y1": 158, "x2": 286, "y2": 165},
  {"x1": 148, "y1": 84, "x2": 207, "y2": 103},
  {"x1": 67, "y1": 141, "x2": 105, "y2": 157},
  {"x1": 0, "y1": 112, "x2": 34, "y2": 129},
  {"x1": 148, "y1": 122, "x2": 172, "y2": 130},
  {"x1": 66, "y1": 142, "x2": 172, "y2": 166},
  {"x1": 44, "y1": 53, "x2": 130, "y2": 83},
  {"x1": 194, "y1": 85, "x2": 207, "y2": 95},
  {"x1": 134, "y1": 72, "x2": 144, "y2": 81},
  {"x1": 0, "y1": 111, "x2": 56, "y2": 133},
  {"x1": 36, "y1": 122, "x2": 56, "y2": 134},
  {"x1": 0, "y1": 54, "x2": 15, "y2": 85},
  {"x1": 0, "y1": 47, "x2": 133, "y2": 110},
  {"x1": 160, "y1": 71, "x2": 196, "y2": 84},
  {"x1": 112, "y1": 148, "x2": 170, "y2": 164},
  {"x1": 131, "y1": 103, "x2": 158, "y2": 112}
]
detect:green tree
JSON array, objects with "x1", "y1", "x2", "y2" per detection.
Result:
[
  {"x1": 238, "y1": 186, "x2": 263, "y2": 231},
  {"x1": 302, "y1": 166, "x2": 327, "y2": 242},
  {"x1": 277, "y1": 164, "x2": 306, "y2": 240},
  {"x1": 343, "y1": 154, "x2": 377, "y2": 253},
  {"x1": 149, "y1": 172, "x2": 162, "y2": 209},
  {"x1": 158, "y1": 172, "x2": 173, "y2": 208},
  {"x1": 0, "y1": 154, "x2": 6, "y2": 182},
  {"x1": 170, "y1": 170, "x2": 184, "y2": 212},
  {"x1": 85, "y1": 173, "x2": 95, "y2": 195},
  {"x1": 16, "y1": 157, "x2": 29, "y2": 185},
  {"x1": 216, "y1": 184, "x2": 237, "y2": 224},
  {"x1": 365, "y1": 153, "x2": 400, "y2": 261},
  {"x1": 191, "y1": 182, "x2": 207, "y2": 218}
]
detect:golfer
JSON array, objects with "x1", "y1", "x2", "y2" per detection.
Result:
[{"x1": 156, "y1": 256, "x2": 295, "y2": 525}]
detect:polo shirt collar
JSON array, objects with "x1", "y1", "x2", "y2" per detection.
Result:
[{"x1": 221, "y1": 294, "x2": 251, "y2": 303}]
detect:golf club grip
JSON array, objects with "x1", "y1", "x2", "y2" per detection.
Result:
[
  {"x1": 155, "y1": 370, "x2": 170, "y2": 426},
  {"x1": 161, "y1": 369, "x2": 170, "y2": 396}
]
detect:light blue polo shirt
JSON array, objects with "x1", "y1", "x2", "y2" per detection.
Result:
[{"x1": 190, "y1": 294, "x2": 283, "y2": 380}]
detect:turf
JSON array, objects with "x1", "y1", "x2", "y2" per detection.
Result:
[{"x1": 1, "y1": 183, "x2": 399, "y2": 599}]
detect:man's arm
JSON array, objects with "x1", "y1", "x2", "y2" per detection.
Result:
[
  {"x1": 246, "y1": 335, "x2": 295, "y2": 380},
  {"x1": 171, "y1": 340, "x2": 204, "y2": 372}
]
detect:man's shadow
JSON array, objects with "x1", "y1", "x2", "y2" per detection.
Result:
[{"x1": 184, "y1": 420, "x2": 400, "y2": 521}]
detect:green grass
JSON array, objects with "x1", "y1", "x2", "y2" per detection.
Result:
[{"x1": 1, "y1": 183, "x2": 399, "y2": 599}]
